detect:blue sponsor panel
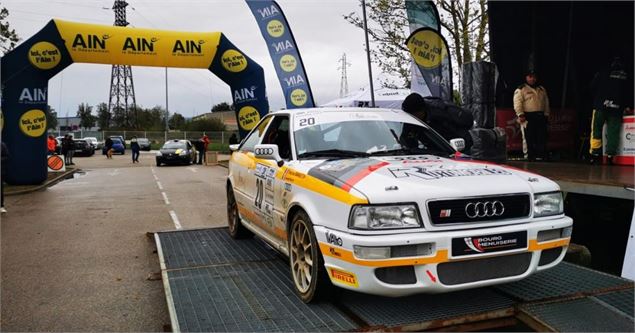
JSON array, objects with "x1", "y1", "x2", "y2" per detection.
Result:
[{"x1": 246, "y1": 0, "x2": 315, "y2": 109}]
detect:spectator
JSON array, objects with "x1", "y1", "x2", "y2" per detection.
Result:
[
  {"x1": 47, "y1": 135, "x2": 57, "y2": 155},
  {"x1": 589, "y1": 57, "x2": 631, "y2": 165},
  {"x1": 193, "y1": 139, "x2": 205, "y2": 165},
  {"x1": 513, "y1": 70, "x2": 550, "y2": 161},
  {"x1": 130, "y1": 136, "x2": 140, "y2": 163},
  {"x1": 1, "y1": 141, "x2": 9, "y2": 213},
  {"x1": 201, "y1": 134, "x2": 211, "y2": 164},
  {"x1": 229, "y1": 133, "x2": 239, "y2": 145},
  {"x1": 61, "y1": 135, "x2": 71, "y2": 165},
  {"x1": 104, "y1": 137, "x2": 114, "y2": 159}
]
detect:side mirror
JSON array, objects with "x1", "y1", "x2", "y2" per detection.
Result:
[
  {"x1": 254, "y1": 144, "x2": 284, "y2": 167},
  {"x1": 450, "y1": 138, "x2": 465, "y2": 152},
  {"x1": 229, "y1": 144, "x2": 240, "y2": 152}
]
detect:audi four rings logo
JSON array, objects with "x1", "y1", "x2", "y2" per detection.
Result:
[
  {"x1": 465, "y1": 201, "x2": 505, "y2": 218},
  {"x1": 256, "y1": 148, "x2": 274, "y2": 155}
]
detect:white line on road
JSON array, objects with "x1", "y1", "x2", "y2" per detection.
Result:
[
  {"x1": 157, "y1": 181, "x2": 163, "y2": 190},
  {"x1": 187, "y1": 167, "x2": 198, "y2": 173},
  {"x1": 153, "y1": 174, "x2": 159, "y2": 181},
  {"x1": 161, "y1": 192, "x2": 170, "y2": 205},
  {"x1": 108, "y1": 169, "x2": 120, "y2": 176},
  {"x1": 169, "y1": 210, "x2": 182, "y2": 230}
]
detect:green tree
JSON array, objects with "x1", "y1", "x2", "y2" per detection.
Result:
[
  {"x1": 211, "y1": 102, "x2": 232, "y2": 113},
  {"x1": 76, "y1": 103, "x2": 96, "y2": 129},
  {"x1": 0, "y1": 4, "x2": 19, "y2": 55},
  {"x1": 45, "y1": 105, "x2": 58, "y2": 130},
  {"x1": 96, "y1": 102, "x2": 111, "y2": 130},
  {"x1": 344, "y1": 0, "x2": 489, "y2": 89},
  {"x1": 168, "y1": 113, "x2": 186, "y2": 130},
  {"x1": 184, "y1": 118, "x2": 225, "y2": 132}
]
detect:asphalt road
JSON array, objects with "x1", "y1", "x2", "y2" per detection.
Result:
[{"x1": 1, "y1": 150, "x2": 229, "y2": 331}]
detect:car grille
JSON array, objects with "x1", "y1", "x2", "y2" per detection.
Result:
[
  {"x1": 428, "y1": 194, "x2": 530, "y2": 225},
  {"x1": 539, "y1": 247, "x2": 563, "y2": 266},
  {"x1": 437, "y1": 252, "x2": 532, "y2": 285},
  {"x1": 375, "y1": 266, "x2": 417, "y2": 285}
]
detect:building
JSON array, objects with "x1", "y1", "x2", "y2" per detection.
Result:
[
  {"x1": 192, "y1": 111, "x2": 238, "y2": 131},
  {"x1": 55, "y1": 116, "x2": 99, "y2": 132}
]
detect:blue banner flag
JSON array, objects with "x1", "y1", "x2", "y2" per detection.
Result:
[{"x1": 245, "y1": 0, "x2": 315, "y2": 109}]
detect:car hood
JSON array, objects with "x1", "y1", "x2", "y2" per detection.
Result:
[
  {"x1": 299, "y1": 155, "x2": 559, "y2": 202},
  {"x1": 160, "y1": 148, "x2": 186, "y2": 154}
]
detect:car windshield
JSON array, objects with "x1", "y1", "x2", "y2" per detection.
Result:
[
  {"x1": 138, "y1": 138, "x2": 149, "y2": 143},
  {"x1": 111, "y1": 138, "x2": 122, "y2": 144},
  {"x1": 294, "y1": 118, "x2": 454, "y2": 159},
  {"x1": 162, "y1": 142, "x2": 185, "y2": 149}
]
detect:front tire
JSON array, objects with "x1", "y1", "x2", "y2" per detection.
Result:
[
  {"x1": 226, "y1": 186, "x2": 253, "y2": 239},
  {"x1": 289, "y1": 210, "x2": 332, "y2": 303}
]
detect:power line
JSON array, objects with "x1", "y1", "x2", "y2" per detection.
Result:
[{"x1": 337, "y1": 53, "x2": 351, "y2": 98}]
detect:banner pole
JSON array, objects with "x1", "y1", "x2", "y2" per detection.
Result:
[{"x1": 362, "y1": 0, "x2": 375, "y2": 107}]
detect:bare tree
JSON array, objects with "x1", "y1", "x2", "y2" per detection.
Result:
[
  {"x1": 344, "y1": 0, "x2": 489, "y2": 89},
  {"x1": 0, "y1": 3, "x2": 19, "y2": 54}
]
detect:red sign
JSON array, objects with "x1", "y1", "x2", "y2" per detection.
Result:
[{"x1": 496, "y1": 108, "x2": 577, "y2": 152}]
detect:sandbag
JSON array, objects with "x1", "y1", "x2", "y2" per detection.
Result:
[{"x1": 469, "y1": 127, "x2": 507, "y2": 163}]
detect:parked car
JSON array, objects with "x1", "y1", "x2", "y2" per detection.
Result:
[
  {"x1": 109, "y1": 135, "x2": 126, "y2": 149},
  {"x1": 226, "y1": 108, "x2": 573, "y2": 303},
  {"x1": 72, "y1": 139, "x2": 95, "y2": 156},
  {"x1": 102, "y1": 138, "x2": 125, "y2": 155},
  {"x1": 156, "y1": 140, "x2": 196, "y2": 166},
  {"x1": 83, "y1": 137, "x2": 102, "y2": 150},
  {"x1": 137, "y1": 138, "x2": 151, "y2": 151}
]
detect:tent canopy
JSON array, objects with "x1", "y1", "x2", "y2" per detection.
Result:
[{"x1": 321, "y1": 86, "x2": 413, "y2": 109}]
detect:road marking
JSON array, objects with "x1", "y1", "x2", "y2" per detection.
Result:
[
  {"x1": 108, "y1": 169, "x2": 120, "y2": 176},
  {"x1": 161, "y1": 192, "x2": 170, "y2": 205},
  {"x1": 187, "y1": 167, "x2": 198, "y2": 173},
  {"x1": 169, "y1": 210, "x2": 182, "y2": 230},
  {"x1": 154, "y1": 174, "x2": 159, "y2": 181},
  {"x1": 157, "y1": 181, "x2": 164, "y2": 190}
]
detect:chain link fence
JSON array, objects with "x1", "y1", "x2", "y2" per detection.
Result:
[{"x1": 48, "y1": 130, "x2": 239, "y2": 150}]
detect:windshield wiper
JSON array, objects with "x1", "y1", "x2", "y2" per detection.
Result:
[{"x1": 298, "y1": 149, "x2": 370, "y2": 159}]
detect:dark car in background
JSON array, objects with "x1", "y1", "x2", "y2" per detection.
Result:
[
  {"x1": 109, "y1": 135, "x2": 126, "y2": 149},
  {"x1": 156, "y1": 140, "x2": 196, "y2": 166},
  {"x1": 73, "y1": 139, "x2": 95, "y2": 156},
  {"x1": 137, "y1": 138, "x2": 151, "y2": 151},
  {"x1": 102, "y1": 138, "x2": 125, "y2": 155}
]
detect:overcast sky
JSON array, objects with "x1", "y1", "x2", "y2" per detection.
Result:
[{"x1": 3, "y1": 0, "x2": 390, "y2": 118}]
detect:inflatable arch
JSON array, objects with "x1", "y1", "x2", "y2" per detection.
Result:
[{"x1": 1, "y1": 20, "x2": 269, "y2": 185}]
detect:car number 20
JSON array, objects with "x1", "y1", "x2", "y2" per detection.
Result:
[{"x1": 298, "y1": 117, "x2": 315, "y2": 127}]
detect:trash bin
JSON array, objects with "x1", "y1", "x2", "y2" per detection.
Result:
[{"x1": 205, "y1": 151, "x2": 218, "y2": 165}]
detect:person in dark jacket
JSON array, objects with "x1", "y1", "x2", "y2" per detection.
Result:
[
  {"x1": 61, "y1": 135, "x2": 71, "y2": 165},
  {"x1": 130, "y1": 136, "x2": 140, "y2": 163},
  {"x1": 589, "y1": 57, "x2": 632, "y2": 164},
  {"x1": 229, "y1": 133, "x2": 239, "y2": 145},
  {"x1": 193, "y1": 139, "x2": 205, "y2": 165},
  {"x1": 104, "y1": 137, "x2": 113, "y2": 159},
  {"x1": 402, "y1": 93, "x2": 474, "y2": 152},
  {"x1": 1, "y1": 141, "x2": 9, "y2": 213},
  {"x1": 67, "y1": 134, "x2": 75, "y2": 165}
]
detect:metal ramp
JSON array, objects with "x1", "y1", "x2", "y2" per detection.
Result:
[{"x1": 155, "y1": 227, "x2": 634, "y2": 332}]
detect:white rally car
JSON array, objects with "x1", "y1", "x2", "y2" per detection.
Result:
[{"x1": 226, "y1": 107, "x2": 572, "y2": 303}]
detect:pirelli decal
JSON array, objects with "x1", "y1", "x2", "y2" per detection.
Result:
[{"x1": 328, "y1": 268, "x2": 358, "y2": 288}]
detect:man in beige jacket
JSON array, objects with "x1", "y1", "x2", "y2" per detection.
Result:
[{"x1": 513, "y1": 71, "x2": 550, "y2": 161}]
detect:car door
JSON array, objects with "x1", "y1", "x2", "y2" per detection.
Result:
[
  {"x1": 231, "y1": 116, "x2": 272, "y2": 229},
  {"x1": 258, "y1": 115, "x2": 292, "y2": 244}
]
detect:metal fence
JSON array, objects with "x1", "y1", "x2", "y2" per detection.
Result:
[{"x1": 48, "y1": 130, "x2": 239, "y2": 145}]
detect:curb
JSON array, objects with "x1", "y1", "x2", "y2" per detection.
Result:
[{"x1": 5, "y1": 168, "x2": 79, "y2": 196}]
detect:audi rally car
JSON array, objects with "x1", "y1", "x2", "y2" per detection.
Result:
[{"x1": 226, "y1": 108, "x2": 572, "y2": 303}]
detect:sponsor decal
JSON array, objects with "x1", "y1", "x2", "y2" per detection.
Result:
[
  {"x1": 329, "y1": 268, "x2": 358, "y2": 288},
  {"x1": 325, "y1": 231, "x2": 343, "y2": 246},
  {"x1": 279, "y1": 54, "x2": 297, "y2": 72},
  {"x1": 426, "y1": 270, "x2": 437, "y2": 283},
  {"x1": 71, "y1": 33, "x2": 110, "y2": 53},
  {"x1": 238, "y1": 106, "x2": 260, "y2": 130},
  {"x1": 266, "y1": 19, "x2": 285, "y2": 38},
  {"x1": 234, "y1": 86, "x2": 257, "y2": 103},
  {"x1": 255, "y1": 4, "x2": 281, "y2": 19},
  {"x1": 172, "y1": 39, "x2": 204, "y2": 57},
  {"x1": 407, "y1": 29, "x2": 446, "y2": 68},
  {"x1": 439, "y1": 209, "x2": 451, "y2": 218},
  {"x1": 290, "y1": 88, "x2": 308, "y2": 106},
  {"x1": 388, "y1": 166, "x2": 512, "y2": 180},
  {"x1": 19, "y1": 109, "x2": 47, "y2": 137},
  {"x1": 452, "y1": 231, "x2": 527, "y2": 256},
  {"x1": 221, "y1": 49, "x2": 248, "y2": 72},
  {"x1": 283, "y1": 74, "x2": 305, "y2": 87},
  {"x1": 28, "y1": 41, "x2": 61, "y2": 70},
  {"x1": 122, "y1": 37, "x2": 158, "y2": 55},
  {"x1": 272, "y1": 40, "x2": 295, "y2": 54},
  {"x1": 19, "y1": 88, "x2": 47, "y2": 104},
  {"x1": 284, "y1": 183, "x2": 292, "y2": 191}
]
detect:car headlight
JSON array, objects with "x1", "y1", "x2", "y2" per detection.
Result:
[
  {"x1": 534, "y1": 192, "x2": 564, "y2": 217},
  {"x1": 156, "y1": 151, "x2": 162, "y2": 156},
  {"x1": 180, "y1": 150, "x2": 188, "y2": 156},
  {"x1": 349, "y1": 204, "x2": 421, "y2": 230}
]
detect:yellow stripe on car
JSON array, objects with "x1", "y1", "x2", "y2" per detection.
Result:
[
  {"x1": 528, "y1": 238, "x2": 570, "y2": 251},
  {"x1": 319, "y1": 242, "x2": 449, "y2": 267}
]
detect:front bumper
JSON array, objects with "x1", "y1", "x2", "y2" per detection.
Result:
[
  {"x1": 315, "y1": 216, "x2": 572, "y2": 297},
  {"x1": 157, "y1": 154, "x2": 191, "y2": 163}
]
